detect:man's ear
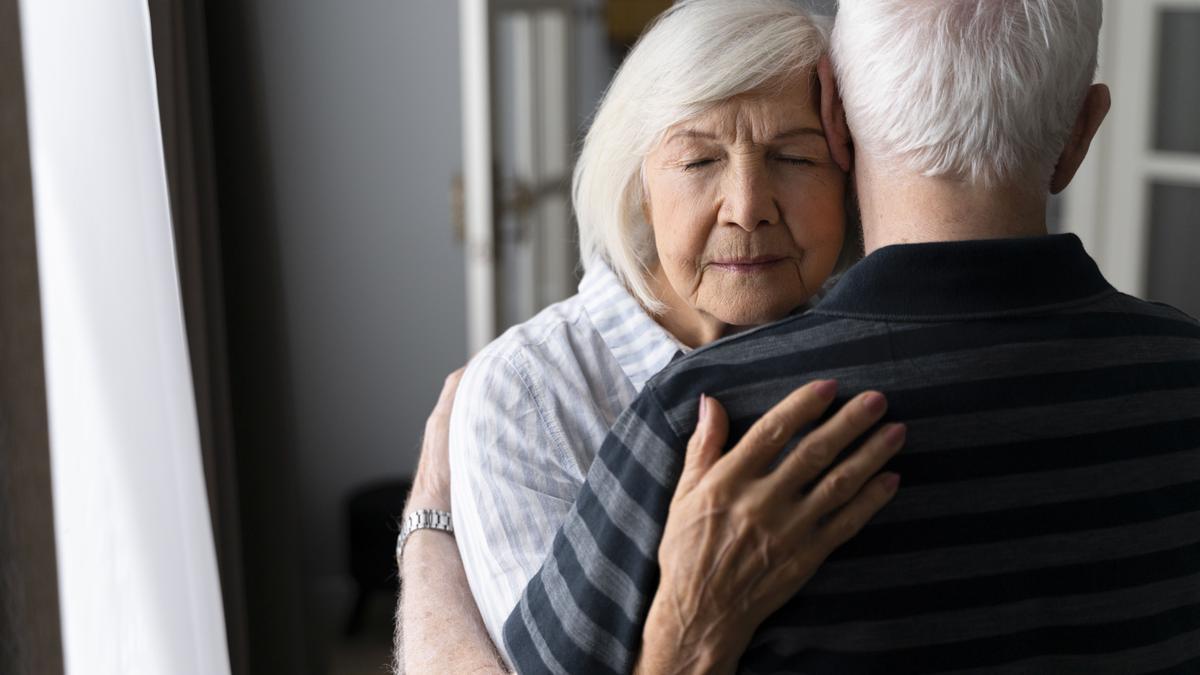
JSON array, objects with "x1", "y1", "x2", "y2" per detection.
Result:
[
  {"x1": 817, "y1": 56, "x2": 852, "y2": 173},
  {"x1": 1050, "y1": 84, "x2": 1111, "y2": 194}
]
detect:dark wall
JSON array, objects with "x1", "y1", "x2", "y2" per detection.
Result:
[
  {"x1": 0, "y1": 0, "x2": 64, "y2": 673},
  {"x1": 202, "y1": 1, "x2": 316, "y2": 672}
]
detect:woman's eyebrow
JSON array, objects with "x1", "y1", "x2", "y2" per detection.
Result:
[
  {"x1": 664, "y1": 126, "x2": 825, "y2": 145},
  {"x1": 665, "y1": 128, "x2": 718, "y2": 144},
  {"x1": 772, "y1": 127, "x2": 825, "y2": 141}
]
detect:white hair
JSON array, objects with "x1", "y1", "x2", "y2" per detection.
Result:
[
  {"x1": 574, "y1": 0, "x2": 829, "y2": 314},
  {"x1": 832, "y1": 0, "x2": 1102, "y2": 186}
]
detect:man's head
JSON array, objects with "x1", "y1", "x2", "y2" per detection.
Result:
[{"x1": 830, "y1": 0, "x2": 1108, "y2": 193}]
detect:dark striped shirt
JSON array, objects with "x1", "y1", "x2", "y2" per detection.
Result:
[{"x1": 502, "y1": 234, "x2": 1200, "y2": 674}]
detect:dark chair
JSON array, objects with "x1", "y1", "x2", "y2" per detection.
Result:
[{"x1": 344, "y1": 477, "x2": 412, "y2": 636}]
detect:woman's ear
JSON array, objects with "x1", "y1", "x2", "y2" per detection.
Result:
[
  {"x1": 638, "y1": 168, "x2": 653, "y2": 225},
  {"x1": 817, "y1": 56, "x2": 852, "y2": 173}
]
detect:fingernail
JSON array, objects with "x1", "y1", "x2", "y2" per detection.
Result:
[
  {"x1": 884, "y1": 473, "x2": 901, "y2": 491},
  {"x1": 813, "y1": 379, "x2": 837, "y2": 400},
  {"x1": 886, "y1": 423, "x2": 907, "y2": 447},
  {"x1": 698, "y1": 394, "x2": 708, "y2": 424},
  {"x1": 862, "y1": 392, "x2": 887, "y2": 415}
]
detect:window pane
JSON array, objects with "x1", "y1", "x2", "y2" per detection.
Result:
[
  {"x1": 1155, "y1": 11, "x2": 1200, "y2": 154},
  {"x1": 1147, "y1": 182, "x2": 1200, "y2": 319}
]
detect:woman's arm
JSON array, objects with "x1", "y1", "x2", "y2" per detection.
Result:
[
  {"x1": 633, "y1": 384, "x2": 904, "y2": 674},
  {"x1": 394, "y1": 370, "x2": 510, "y2": 675},
  {"x1": 501, "y1": 382, "x2": 905, "y2": 674}
]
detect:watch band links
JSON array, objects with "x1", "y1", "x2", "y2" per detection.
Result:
[{"x1": 396, "y1": 508, "x2": 454, "y2": 557}]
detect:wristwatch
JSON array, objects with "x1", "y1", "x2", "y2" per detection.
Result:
[{"x1": 396, "y1": 508, "x2": 454, "y2": 557}]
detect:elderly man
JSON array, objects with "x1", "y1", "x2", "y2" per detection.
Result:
[{"x1": 502, "y1": 0, "x2": 1200, "y2": 673}]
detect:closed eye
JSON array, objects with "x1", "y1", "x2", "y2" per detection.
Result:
[
  {"x1": 683, "y1": 158, "x2": 718, "y2": 171},
  {"x1": 778, "y1": 156, "x2": 817, "y2": 166}
]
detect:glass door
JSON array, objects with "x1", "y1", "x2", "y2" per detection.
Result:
[
  {"x1": 459, "y1": 0, "x2": 577, "y2": 353},
  {"x1": 1065, "y1": 0, "x2": 1200, "y2": 317}
]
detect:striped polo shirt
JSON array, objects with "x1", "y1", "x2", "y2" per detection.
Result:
[{"x1": 502, "y1": 234, "x2": 1200, "y2": 674}]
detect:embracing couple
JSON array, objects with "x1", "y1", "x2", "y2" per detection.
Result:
[{"x1": 397, "y1": 1, "x2": 1200, "y2": 673}]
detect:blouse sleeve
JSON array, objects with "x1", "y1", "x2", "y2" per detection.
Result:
[
  {"x1": 449, "y1": 350, "x2": 584, "y2": 662},
  {"x1": 499, "y1": 385, "x2": 686, "y2": 675}
]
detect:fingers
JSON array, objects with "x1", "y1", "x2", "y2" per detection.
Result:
[
  {"x1": 438, "y1": 367, "x2": 467, "y2": 408},
  {"x1": 813, "y1": 472, "x2": 902, "y2": 552},
  {"x1": 794, "y1": 421, "x2": 905, "y2": 528},
  {"x1": 412, "y1": 366, "x2": 468, "y2": 512},
  {"x1": 433, "y1": 366, "x2": 467, "y2": 435},
  {"x1": 426, "y1": 366, "x2": 467, "y2": 437},
  {"x1": 675, "y1": 394, "x2": 729, "y2": 499},
  {"x1": 713, "y1": 380, "x2": 839, "y2": 483},
  {"x1": 767, "y1": 390, "x2": 892, "y2": 493}
]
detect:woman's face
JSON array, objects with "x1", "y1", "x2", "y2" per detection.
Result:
[{"x1": 642, "y1": 73, "x2": 846, "y2": 346}]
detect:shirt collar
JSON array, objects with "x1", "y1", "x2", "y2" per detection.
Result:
[
  {"x1": 579, "y1": 260, "x2": 687, "y2": 392},
  {"x1": 814, "y1": 233, "x2": 1116, "y2": 321}
]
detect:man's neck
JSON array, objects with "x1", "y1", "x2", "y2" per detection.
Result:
[{"x1": 855, "y1": 159, "x2": 1050, "y2": 254}]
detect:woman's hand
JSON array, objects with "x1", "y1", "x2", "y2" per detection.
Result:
[
  {"x1": 637, "y1": 380, "x2": 905, "y2": 675},
  {"x1": 404, "y1": 368, "x2": 465, "y2": 514}
]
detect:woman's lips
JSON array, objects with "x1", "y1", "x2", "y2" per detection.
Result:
[{"x1": 709, "y1": 256, "x2": 786, "y2": 273}]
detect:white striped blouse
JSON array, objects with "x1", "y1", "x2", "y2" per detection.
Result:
[{"x1": 449, "y1": 260, "x2": 685, "y2": 664}]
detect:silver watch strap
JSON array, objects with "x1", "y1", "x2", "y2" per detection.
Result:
[{"x1": 396, "y1": 508, "x2": 454, "y2": 557}]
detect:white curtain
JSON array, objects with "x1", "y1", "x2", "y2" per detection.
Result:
[{"x1": 18, "y1": 0, "x2": 232, "y2": 673}]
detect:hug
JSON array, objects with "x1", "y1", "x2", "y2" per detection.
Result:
[{"x1": 397, "y1": 1, "x2": 1200, "y2": 673}]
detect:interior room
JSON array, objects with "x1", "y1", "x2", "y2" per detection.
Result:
[{"x1": 2, "y1": 1, "x2": 1197, "y2": 674}]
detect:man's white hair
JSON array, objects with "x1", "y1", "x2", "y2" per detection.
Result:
[
  {"x1": 832, "y1": 0, "x2": 1102, "y2": 186},
  {"x1": 574, "y1": 0, "x2": 829, "y2": 314}
]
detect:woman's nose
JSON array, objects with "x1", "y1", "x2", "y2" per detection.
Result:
[{"x1": 719, "y1": 164, "x2": 779, "y2": 232}]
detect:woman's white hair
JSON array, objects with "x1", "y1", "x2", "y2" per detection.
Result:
[
  {"x1": 832, "y1": 0, "x2": 1102, "y2": 186},
  {"x1": 574, "y1": 0, "x2": 829, "y2": 314}
]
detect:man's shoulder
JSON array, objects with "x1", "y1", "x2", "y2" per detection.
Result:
[
  {"x1": 641, "y1": 309, "x2": 879, "y2": 427},
  {"x1": 640, "y1": 292, "x2": 1200, "y2": 426},
  {"x1": 1084, "y1": 291, "x2": 1200, "y2": 348},
  {"x1": 1110, "y1": 292, "x2": 1200, "y2": 328},
  {"x1": 655, "y1": 310, "x2": 840, "y2": 377}
]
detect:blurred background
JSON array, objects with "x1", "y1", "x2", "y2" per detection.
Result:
[
  {"x1": 138, "y1": 0, "x2": 1200, "y2": 672},
  {"x1": 3, "y1": 0, "x2": 1196, "y2": 674}
]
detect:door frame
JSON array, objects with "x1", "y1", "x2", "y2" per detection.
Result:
[
  {"x1": 1062, "y1": 0, "x2": 1200, "y2": 296},
  {"x1": 460, "y1": 0, "x2": 577, "y2": 353}
]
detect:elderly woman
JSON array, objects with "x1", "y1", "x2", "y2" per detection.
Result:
[{"x1": 397, "y1": 1, "x2": 903, "y2": 672}]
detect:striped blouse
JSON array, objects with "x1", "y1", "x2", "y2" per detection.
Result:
[{"x1": 448, "y1": 260, "x2": 684, "y2": 664}]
